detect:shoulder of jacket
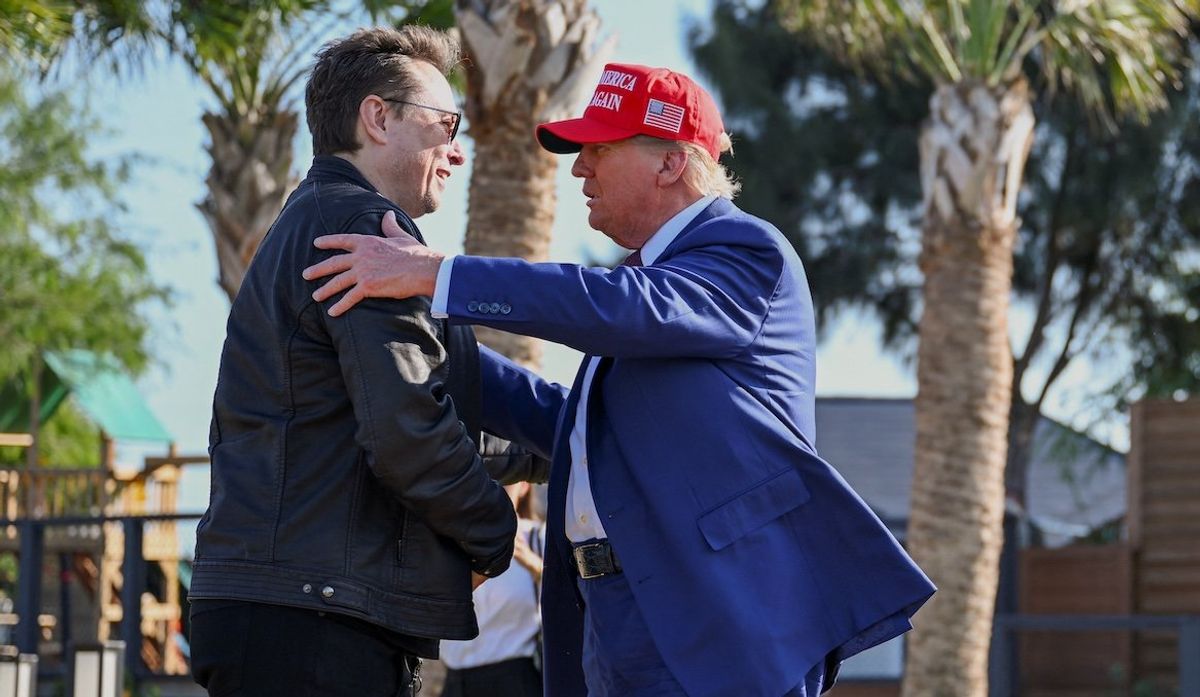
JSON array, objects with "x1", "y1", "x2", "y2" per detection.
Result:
[
  {"x1": 682, "y1": 209, "x2": 787, "y2": 254},
  {"x1": 296, "y1": 181, "x2": 412, "y2": 236}
]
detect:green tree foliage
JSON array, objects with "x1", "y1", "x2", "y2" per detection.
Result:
[
  {"x1": 690, "y1": 0, "x2": 1200, "y2": 420},
  {"x1": 0, "y1": 0, "x2": 154, "y2": 71},
  {"x1": 0, "y1": 401, "x2": 100, "y2": 466},
  {"x1": 364, "y1": 0, "x2": 453, "y2": 29},
  {"x1": 0, "y1": 67, "x2": 169, "y2": 448},
  {"x1": 689, "y1": 0, "x2": 929, "y2": 343}
]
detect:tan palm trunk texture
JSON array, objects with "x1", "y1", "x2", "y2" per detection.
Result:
[
  {"x1": 456, "y1": 0, "x2": 612, "y2": 368},
  {"x1": 199, "y1": 108, "x2": 298, "y2": 303},
  {"x1": 903, "y1": 79, "x2": 1034, "y2": 697}
]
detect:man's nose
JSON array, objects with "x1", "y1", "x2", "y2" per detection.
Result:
[
  {"x1": 570, "y1": 152, "x2": 590, "y2": 178},
  {"x1": 448, "y1": 140, "x2": 466, "y2": 166}
]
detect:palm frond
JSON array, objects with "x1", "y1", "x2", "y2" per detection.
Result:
[
  {"x1": 0, "y1": 0, "x2": 158, "y2": 74},
  {"x1": 776, "y1": 0, "x2": 1199, "y2": 129},
  {"x1": 990, "y1": 3, "x2": 1039, "y2": 83},
  {"x1": 1039, "y1": 0, "x2": 1195, "y2": 128},
  {"x1": 960, "y1": 0, "x2": 1007, "y2": 75},
  {"x1": 919, "y1": 11, "x2": 964, "y2": 80},
  {"x1": 168, "y1": 0, "x2": 331, "y2": 118},
  {"x1": 0, "y1": 1, "x2": 73, "y2": 67}
]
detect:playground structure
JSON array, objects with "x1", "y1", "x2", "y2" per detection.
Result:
[{"x1": 0, "y1": 350, "x2": 206, "y2": 683}]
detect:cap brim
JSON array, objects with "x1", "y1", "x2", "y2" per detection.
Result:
[{"x1": 536, "y1": 118, "x2": 641, "y2": 154}]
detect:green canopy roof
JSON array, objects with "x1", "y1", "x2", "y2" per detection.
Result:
[{"x1": 0, "y1": 350, "x2": 172, "y2": 443}]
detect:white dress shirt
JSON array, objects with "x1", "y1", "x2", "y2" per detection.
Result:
[
  {"x1": 432, "y1": 195, "x2": 716, "y2": 542},
  {"x1": 439, "y1": 519, "x2": 543, "y2": 669},
  {"x1": 564, "y1": 195, "x2": 714, "y2": 542}
]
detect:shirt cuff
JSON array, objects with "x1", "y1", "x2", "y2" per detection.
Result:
[{"x1": 431, "y1": 255, "x2": 456, "y2": 319}]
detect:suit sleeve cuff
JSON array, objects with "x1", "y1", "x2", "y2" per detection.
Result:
[{"x1": 430, "y1": 255, "x2": 456, "y2": 319}]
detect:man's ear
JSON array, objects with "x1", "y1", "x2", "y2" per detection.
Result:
[
  {"x1": 656, "y1": 149, "x2": 688, "y2": 187},
  {"x1": 359, "y1": 95, "x2": 391, "y2": 146}
]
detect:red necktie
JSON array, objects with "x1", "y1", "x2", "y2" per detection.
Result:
[{"x1": 622, "y1": 249, "x2": 643, "y2": 267}]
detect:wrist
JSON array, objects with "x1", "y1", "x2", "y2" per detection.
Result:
[{"x1": 423, "y1": 251, "x2": 445, "y2": 296}]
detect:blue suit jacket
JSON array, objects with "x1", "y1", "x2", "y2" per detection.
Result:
[{"x1": 450, "y1": 198, "x2": 934, "y2": 697}]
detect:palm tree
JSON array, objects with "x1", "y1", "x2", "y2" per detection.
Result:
[
  {"x1": 455, "y1": 0, "x2": 612, "y2": 368},
  {"x1": 772, "y1": 2, "x2": 1197, "y2": 694},
  {"x1": 0, "y1": 1, "x2": 320, "y2": 302},
  {"x1": 163, "y1": 2, "x2": 323, "y2": 301}
]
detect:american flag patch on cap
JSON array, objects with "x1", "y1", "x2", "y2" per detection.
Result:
[{"x1": 643, "y1": 99, "x2": 685, "y2": 133}]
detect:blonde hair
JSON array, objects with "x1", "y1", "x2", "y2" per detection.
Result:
[{"x1": 630, "y1": 134, "x2": 741, "y2": 200}]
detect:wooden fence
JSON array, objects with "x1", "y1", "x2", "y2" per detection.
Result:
[
  {"x1": 1129, "y1": 399, "x2": 1200, "y2": 693},
  {"x1": 1018, "y1": 544, "x2": 1133, "y2": 696}
]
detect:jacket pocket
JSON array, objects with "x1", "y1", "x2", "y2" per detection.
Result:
[{"x1": 696, "y1": 468, "x2": 810, "y2": 551}]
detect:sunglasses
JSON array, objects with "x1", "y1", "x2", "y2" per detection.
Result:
[{"x1": 383, "y1": 98, "x2": 461, "y2": 143}]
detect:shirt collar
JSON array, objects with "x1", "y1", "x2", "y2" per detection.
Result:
[{"x1": 638, "y1": 195, "x2": 717, "y2": 266}]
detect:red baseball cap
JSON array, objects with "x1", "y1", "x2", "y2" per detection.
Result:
[{"x1": 536, "y1": 62, "x2": 725, "y2": 160}]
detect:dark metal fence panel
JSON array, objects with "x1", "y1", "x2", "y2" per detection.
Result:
[
  {"x1": 5, "y1": 513, "x2": 203, "y2": 689},
  {"x1": 991, "y1": 614, "x2": 1200, "y2": 697},
  {"x1": 14, "y1": 521, "x2": 42, "y2": 655}
]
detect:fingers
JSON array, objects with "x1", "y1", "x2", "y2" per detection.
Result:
[
  {"x1": 326, "y1": 286, "x2": 365, "y2": 318},
  {"x1": 381, "y1": 210, "x2": 405, "y2": 239},
  {"x1": 311, "y1": 270, "x2": 356, "y2": 303},
  {"x1": 313, "y1": 233, "x2": 361, "y2": 251},
  {"x1": 471, "y1": 572, "x2": 488, "y2": 591},
  {"x1": 302, "y1": 254, "x2": 353, "y2": 282}
]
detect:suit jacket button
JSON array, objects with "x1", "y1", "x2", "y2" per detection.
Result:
[
  {"x1": 500, "y1": 304, "x2": 511, "y2": 314},
  {"x1": 489, "y1": 302, "x2": 501, "y2": 313},
  {"x1": 467, "y1": 301, "x2": 479, "y2": 312},
  {"x1": 321, "y1": 585, "x2": 335, "y2": 598}
]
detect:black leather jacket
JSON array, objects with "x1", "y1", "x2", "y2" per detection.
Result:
[{"x1": 191, "y1": 156, "x2": 537, "y2": 642}]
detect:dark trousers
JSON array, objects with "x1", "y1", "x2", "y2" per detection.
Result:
[
  {"x1": 442, "y1": 656, "x2": 542, "y2": 697},
  {"x1": 577, "y1": 572, "x2": 828, "y2": 697},
  {"x1": 576, "y1": 572, "x2": 687, "y2": 697},
  {"x1": 190, "y1": 600, "x2": 418, "y2": 697}
]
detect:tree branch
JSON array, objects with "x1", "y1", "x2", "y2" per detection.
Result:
[{"x1": 1015, "y1": 119, "x2": 1078, "y2": 383}]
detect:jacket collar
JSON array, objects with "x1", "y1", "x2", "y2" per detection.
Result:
[
  {"x1": 306, "y1": 155, "x2": 381, "y2": 194},
  {"x1": 658, "y1": 197, "x2": 736, "y2": 261},
  {"x1": 304, "y1": 155, "x2": 426, "y2": 243}
]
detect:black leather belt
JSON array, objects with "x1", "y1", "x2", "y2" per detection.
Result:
[{"x1": 572, "y1": 539, "x2": 621, "y2": 579}]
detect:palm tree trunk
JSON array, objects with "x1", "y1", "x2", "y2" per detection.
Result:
[
  {"x1": 902, "y1": 79, "x2": 1034, "y2": 697},
  {"x1": 464, "y1": 122, "x2": 559, "y2": 368},
  {"x1": 197, "y1": 108, "x2": 298, "y2": 302},
  {"x1": 456, "y1": 0, "x2": 611, "y2": 369}
]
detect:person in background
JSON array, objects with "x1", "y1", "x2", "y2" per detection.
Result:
[{"x1": 440, "y1": 481, "x2": 545, "y2": 697}]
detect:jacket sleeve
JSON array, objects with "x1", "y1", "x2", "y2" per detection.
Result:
[
  {"x1": 313, "y1": 208, "x2": 516, "y2": 578},
  {"x1": 444, "y1": 221, "x2": 790, "y2": 359},
  {"x1": 479, "y1": 432, "x2": 550, "y2": 485},
  {"x1": 479, "y1": 344, "x2": 567, "y2": 461}
]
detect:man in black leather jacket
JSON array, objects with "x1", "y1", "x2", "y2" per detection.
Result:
[{"x1": 188, "y1": 26, "x2": 536, "y2": 697}]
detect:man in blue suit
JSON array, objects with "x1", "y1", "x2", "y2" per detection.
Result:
[{"x1": 303, "y1": 62, "x2": 934, "y2": 697}]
